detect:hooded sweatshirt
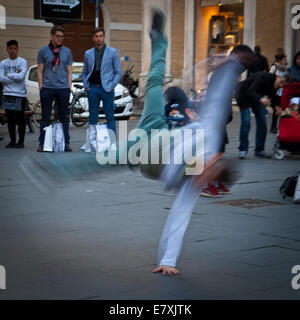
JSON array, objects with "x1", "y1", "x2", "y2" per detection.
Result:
[{"x1": 0, "y1": 57, "x2": 27, "y2": 97}]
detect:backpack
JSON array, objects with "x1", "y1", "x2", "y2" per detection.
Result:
[{"x1": 279, "y1": 176, "x2": 298, "y2": 199}]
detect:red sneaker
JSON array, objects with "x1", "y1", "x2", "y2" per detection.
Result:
[
  {"x1": 217, "y1": 183, "x2": 231, "y2": 194},
  {"x1": 200, "y1": 184, "x2": 222, "y2": 198}
]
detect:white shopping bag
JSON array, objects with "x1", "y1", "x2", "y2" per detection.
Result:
[
  {"x1": 43, "y1": 124, "x2": 54, "y2": 152},
  {"x1": 81, "y1": 125, "x2": 97, "y2": 152},
  {"x1": 96, "y1": 123, "x2": 110, "y2": 152},
  {"x1": 81, "y1": 124, "x2": 110, "y2": 152},
  {"x1": 53, "y1": 123, "x2": 65, "y2": 153},
  {"x1": 294, "y1": 174, "x2": 300, "y2": 204},
  {"x1": 80, "y1": 127, "x2": 92, "y2": 152}
]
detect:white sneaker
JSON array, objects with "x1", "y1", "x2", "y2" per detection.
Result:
[{"x1": 239, "y1": 151, "x2": 247, "y2": 159}]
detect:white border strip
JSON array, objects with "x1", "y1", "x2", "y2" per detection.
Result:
[
  {"x1": 110, "y1": 22, "x2": 142, "y2": 31},
  {"x1": 6, "y1": 17, "x2": 53, "y2": 27}
]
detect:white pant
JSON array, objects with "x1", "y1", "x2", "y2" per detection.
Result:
[{"x1": 158, "y1": 179, "x2": 202, "y2": 267}]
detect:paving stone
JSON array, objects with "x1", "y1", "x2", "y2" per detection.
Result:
[{"x1": 0, "y1": 113, "x2": 299, "y2": 299}]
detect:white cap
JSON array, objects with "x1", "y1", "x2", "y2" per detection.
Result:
[{"x1": 290, "y1": 97, "x2": 300, "y2": 106}]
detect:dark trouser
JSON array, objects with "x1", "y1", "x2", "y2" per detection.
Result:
[
  {"x1": 5, "y1": 107, "x2": 26, "y2": 144},
  {"x1": 87, "y1": 85, "x2": 116, "y2": 142},
  {"x1": 39, "y1": 87, "x2": 70, "y2": 145},
  {"x1": 271, "y1": 106, "x2": 278, "y2": 131},
  {"x1": 239, "y1": 103, "x2": 267, "y2": 153}
]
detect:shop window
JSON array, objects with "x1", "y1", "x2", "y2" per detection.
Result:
[{"x1": 207, "y1": 3, "x2": 244, "y2": 56}]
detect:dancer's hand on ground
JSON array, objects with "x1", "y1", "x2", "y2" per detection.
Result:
[{"x1": 153, "y1": 265, "x2": 181, "y2": 276}]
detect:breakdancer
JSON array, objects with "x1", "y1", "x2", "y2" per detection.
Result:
[
  {"x1": 140, "y1": 8, "x2": 256, "y2": 275},
  {"x1": 24, "y1": 7, "x2": 255, "y2": 276}
]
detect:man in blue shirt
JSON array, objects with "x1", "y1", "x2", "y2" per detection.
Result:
[
  {"x1": 37, "y1": 25, "x2": 73, "y2": 152},
  {"x1": 82, "y1": 28, "x2": 122, "y2": 146}
]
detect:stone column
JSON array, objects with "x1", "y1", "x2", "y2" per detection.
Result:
[
  {"x1": 139, "y1": 0, "x2": 173, "y2": 96},
  {"x1": 243, "y1": 0, "x2": 256, "y2": 50},
  {"x1": 182, "y1": 0, "x2": 196, "y2": 93}
]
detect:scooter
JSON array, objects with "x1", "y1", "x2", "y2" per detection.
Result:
[{"x1": 121, "y1": 64, "x2": 139, "y2": 98}]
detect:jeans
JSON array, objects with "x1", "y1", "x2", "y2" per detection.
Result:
[
  {"x1": 39, "y1": 87, "x2": 70, "y2": 145},
  {"x1": 87, "y1": 85, "x2": 116, "y2": 141},
  {"x1": 239, "y1": 103, "x2": 267, "y2": 153}
]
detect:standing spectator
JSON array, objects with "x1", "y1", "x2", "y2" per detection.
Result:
[
  {"x1": 0, "y1": 40, "x2": 27, "y2": 148},
  {"x1": 236, "y1": 72, "x2": 286, "y2": 159},
  {"x1": 247, "y1": 45, "x2": 269, "y2": 77},
  {"x1": 82, "y1": 27, "x2": 122, "y2": 147},
  {"x1": 273, "y1": 48, "x2": 285, "y2": 64},
  {"x1": 286, "y1": 51, "x2": 300, "y2": 83},
  {"x1": 270, "y1": 54, "x2": 288, "y2": 77},
  {"x1": 37, "y1": 25, "x2": 73, "y2": 152},
  {"x1": 269, "y1": 54, "x2": 288, "y2": 133}
]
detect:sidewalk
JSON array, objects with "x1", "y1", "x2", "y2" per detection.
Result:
[{"x1": 0, "y1": 112, "x2": 299, "y2": 300}]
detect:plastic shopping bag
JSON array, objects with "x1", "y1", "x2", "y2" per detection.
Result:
[
  {"x1": 43, "y1": 124, "x2": 53, "y2": 152},
  {"x1": 81, "y1": 124, "x2": 97, "y2": 152},
  {"x1": 96, "y1": 123, "x2": 110, "y2": 152},
  {"x1": 80, "y1": 126, "x2": 92, "y2": 152},
  {"x1": 81, "y1": 124, "x2": 110, "y2": 152},
  {"x1": 53, "y1": 123, "x2": 65, "y2": 153}
]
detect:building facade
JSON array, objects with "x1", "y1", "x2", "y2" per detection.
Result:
[
  {"x1": 1, "y1": 0, "x2": 300, "y2": 96},
  {"x1": 0, "y1": 0, "x2": 142, "y2": 79}
]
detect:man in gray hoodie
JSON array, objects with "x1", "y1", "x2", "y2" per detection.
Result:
[{"x1": 0, "y1": 40, "x2": 27, "y2": 148}]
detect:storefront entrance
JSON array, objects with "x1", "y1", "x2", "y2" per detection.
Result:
[
  {"x1": 195, "y1": 0, "x2": 244, "y2": 61},
  {"x1": 193, "y1": 0, "x2": 244, "y2": 91}
]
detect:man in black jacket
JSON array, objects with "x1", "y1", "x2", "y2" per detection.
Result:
[
  {"x1": 247, "y1": 45, "x2": 269, "y2": 77},
  {"x1": 236, "y1": 71, "x2": 286, "y2": 159}
]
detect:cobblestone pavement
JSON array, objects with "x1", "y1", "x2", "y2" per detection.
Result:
[{"x1": 0, "y1": 111, "x2": 299, "y2": 300}]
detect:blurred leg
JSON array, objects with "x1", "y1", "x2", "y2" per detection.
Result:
[
  {"x1": 39, "y1": 88, "x2": 55, "y2": 145},
  {"x1": 252, "y1": 103, "x2": 267, "y2": 153},
  {"x1": 137, "y1": 34, "x2": 168, "y2": 134},
  {"x1": 55, "y1": 88, "x2": 71, "y2": 144},
  {"x1": 16, "y1": 109, "x2": 25, "y2": 144},
  {"x1": 87, "y1": 86, "x2": 101, "y2": 125},
  {"x1": 100, "y1": 88, "x2": 116, "y2": 143},
  {"x1": 158, "y1": 179, "x2": 201, "y2": 267},
  {"x1": 5, "y1": 109, "x2": 16, "y2": 143},
  {"x1": 239, "y1": 108, "x2": 250, "y2": 152}
]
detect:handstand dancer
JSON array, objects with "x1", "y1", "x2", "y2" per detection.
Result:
[
  {"x1": 141, "y1": 8, "x2": 256, "y2": 275},
  {"x1": 24, "y1": 7, "x2": 256, "y2": 277}
]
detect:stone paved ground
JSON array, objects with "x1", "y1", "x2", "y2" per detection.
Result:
[{"x1": 0, "y1": 111, "x2": 299, "y2": 300}]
